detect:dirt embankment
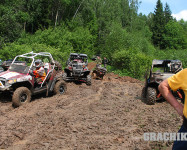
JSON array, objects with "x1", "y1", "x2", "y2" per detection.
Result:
[{"x1": 0, "y1": 68, "x2": 182, "y2": 150}]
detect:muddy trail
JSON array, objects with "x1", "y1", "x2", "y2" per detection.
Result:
[{"x1": 0, "y1": 70, "x2": 183, "y2": 149}]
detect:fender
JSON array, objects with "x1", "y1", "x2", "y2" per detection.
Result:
[
  {"x1": 12, "y1": 81, "x2": 33, "y2": 92},
  {"x1": 49, "y1": 77, "x2": 60, "y2": 92}
]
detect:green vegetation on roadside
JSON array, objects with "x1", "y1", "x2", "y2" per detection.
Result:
[{"x1": 0, "y1": 0, "x2": 186, "y2": 79}]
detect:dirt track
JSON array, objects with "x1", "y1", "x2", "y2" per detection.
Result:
[{"x1": 0, "y1": 71, "x2": 183, "y2": 149}]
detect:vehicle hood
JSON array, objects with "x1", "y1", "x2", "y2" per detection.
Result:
[
  {"x1": 0, "y1": 70, "x2": 26, "y2": 79},
  {"x1": 153, "y1": 73, "x2": 175, "y2": 80},
  {"x1": 161, "y1": 73, "x2": 175, "y2": 80}
]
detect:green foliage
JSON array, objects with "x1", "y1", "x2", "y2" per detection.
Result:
[
  {"x1": 0, "y1": 2, "x2": 23, "y2": 42},
  {"x1": 151, "y1": 1, "x2": 184, "y2": 50},
  {"x1": 112, "y1": 50, "x2": 152, "y2": 79},
  {"x1": 100, "y1": 21, "x2": 154, "y2": 60},
  {"x1": 154, "y1": 49, "x2": 187, "y2": 68},
  {"x1": 164, "y1": 3, "x2": 173, "y2": 24},
  {"x1": 163, "y1": 21, "x2": 186, "y2": 49},
  {"x1": 0, "y1": 44, "x2": 32, "y2": 60},
  {"x1": 0, "y1": 43, "x2": 69, "y2": 67},
  {"x1": 17, "y1": 24, "x2": 96, "y2": 57},
  {"x1": 152, "y1": 0, "x2": 165, "y2": 48},
  {"x1": 2, "y1": 22, "x2": 96, "y2": 66},
  {"x1": 100, "y1": 23, "x2": 127, "y2": 60},
  {"x1": 0, "y1": 0, "x2": 186, "y2": 81}
]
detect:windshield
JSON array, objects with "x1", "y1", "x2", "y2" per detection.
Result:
[
  {"x1": 9, "y1": 56, "x2": 33, "y2": 74},
  {"x1": 9, "y1": 54, "x2": 54, "y2": 73},
  {"x1": 80, "y1": 57, "x2": 87, "y2": 63},
  {"x1": 152, "y1": 66, "x2": 166, "y2": 73},
  {"x1": 153, "y1": 62, "x2": 182, "y2": 74},
  {"x1": 9, "y1": 64, "x2": 29, "y2": 74}
]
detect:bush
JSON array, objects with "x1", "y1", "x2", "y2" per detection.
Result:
[
  {"x1": 17, "y1": 25, "x2": 96, "y2": 57},
  {"x1": 0, "y1": 43, "x2": 69, "y2": 67},
  {"x1": 112, "y1": 49, "x2": 152, "y2": 79}
]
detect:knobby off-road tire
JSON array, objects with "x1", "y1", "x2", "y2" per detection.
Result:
[
  {"x1": 62, "y1": 72, "x2": 67, "y2": 81},
  {"x1": 12, "y1": 87, "x2": 31, "y2": 107},
  {"x1": 146, "y1": 87, "x2": 156, "y2": 105},
  {"x1": 141, "y1": 87, "x2": 147, "y2": 99},
  {"x1": 54, "y1": 80, "x2": 67, "y2": 95},
  {"x1": 86, "y1": 75, "x2": 92, "y2": 86}
]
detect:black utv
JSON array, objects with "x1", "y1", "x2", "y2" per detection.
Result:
[
  {"x1": 142, "y1": 59, "x2": 184, "y2": 105},
  {"x1": 63, "y1": 53, "x2": 91, "y2": 85}
]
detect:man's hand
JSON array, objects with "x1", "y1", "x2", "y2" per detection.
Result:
[
  {"x1": 158, "y1": 79, "x2": 184, "y2": 117},
  {"x1": 29, "y1": 70, "x2": 36, "y2": 77}
]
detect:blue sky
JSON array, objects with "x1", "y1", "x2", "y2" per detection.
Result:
[{"x1": 138, "y1": 0, "x2": 187, "y2": 21}]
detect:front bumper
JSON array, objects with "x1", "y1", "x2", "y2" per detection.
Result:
[
  {"x1": 64, "y1": 77, "x2": 87, "y2": 82},
  {"x1": 0, "y1": 86, "x2": 11, "y2": 91},
  {"x1": 0, "y1": 81, "x2": 11, "y2": 91}
]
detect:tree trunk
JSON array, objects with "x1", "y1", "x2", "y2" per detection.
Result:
[
  {"x1": 24, "y1": 22, "x2": 26, "y2": 31},
  {"x1": 73, "y1": 0, "x2": 84, "y2": 20},
  {"x1": 55, "y1": 10, "x2": 59, "y2": 27}
]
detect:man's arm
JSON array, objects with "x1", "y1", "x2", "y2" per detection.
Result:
[
  {"x1": 158, "y1": 79, "x2": 184, "y2": 116},
  {"x1": 37, "y1": 67, "x2": 45, "y2": 76}
]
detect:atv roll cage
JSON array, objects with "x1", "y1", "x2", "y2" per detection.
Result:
[
  {"x1": 12, "y1": 52, "x2": 55, "y2": 72},
  {"x1": 142, "y1": 59, "x2": 184, "y2": 105},
  {"x1": 11, "y1": 52, "x2": 57, "y2": 88},
  {"x1": 151, "y1": 59, "x2": 182, "y2": 74},
  {"x1": 67, "y1": 53, "x2": 88, "y2": 65}
]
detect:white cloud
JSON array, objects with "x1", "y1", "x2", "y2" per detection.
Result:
[{"x1": 172, "y1": 10, "x2": 187, "y2": 21}]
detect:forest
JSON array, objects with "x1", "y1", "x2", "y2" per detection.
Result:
[{"x1": 0, "y1": 0, "x2": 187, "y2": 79}]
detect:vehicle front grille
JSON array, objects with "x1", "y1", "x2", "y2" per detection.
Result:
[{"x1": 73, "y1": 65, "x2": 82, "y2": 70}]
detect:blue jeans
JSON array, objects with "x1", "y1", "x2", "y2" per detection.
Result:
[{"x1": 173, "y1": 125, "x2": 187, "y2": 150}]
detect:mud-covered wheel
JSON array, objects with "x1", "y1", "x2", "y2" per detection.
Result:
[
  {"x1": 86, "y1": 75, "x2": 92, "y2": 86},
  {"x1": 146, "y1": 87, "x2": 156, "y2": 105},
  {"x1": 141, "y1": 87, "x2": 147, "y2": 99},
  {"x1": 62, "y1": 72, "x2": 67, "y2": 81},
  {"x1": 100, "y1": 74, "x2": 104, "y2": 80},
  {"x1": 12, "y1": 87, "x2": 31, "y2": 107},
  {"x1": 54, "y1": 80, "x2": 67, "y2": 95}
]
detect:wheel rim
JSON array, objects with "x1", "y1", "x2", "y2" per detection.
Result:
[
  {"x1": 20, "y1": 93, "x2": 28, "y2": 103},
  {"x1": 59, "y1": 85, "x2": 65, "y2": 94}
]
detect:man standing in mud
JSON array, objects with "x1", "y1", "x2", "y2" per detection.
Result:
[
  {"x1": 95, "y1": 56, "x2": 102, "y2": 68},
  {"x1": 103, "y1": 57, "x2": 108, "y2": 68},
  {"x1": 159, "y1": 69, "x2": 187, "y2": 150}
]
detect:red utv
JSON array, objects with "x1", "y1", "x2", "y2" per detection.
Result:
[{"x1": 0, "y1": 52, "x2": 67, "y2": 107}]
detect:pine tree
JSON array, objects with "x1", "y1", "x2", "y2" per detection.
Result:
[
  {"x1": 164, "y1": 3, "x2": 173, "y2": 24},
  {"x1": 152, "y1": 0, "x2": 165, "y2": 48}
]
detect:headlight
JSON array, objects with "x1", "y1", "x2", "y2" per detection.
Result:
[{"x1": 8, "y1": 79, "x2": 17, "y2": 84}]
